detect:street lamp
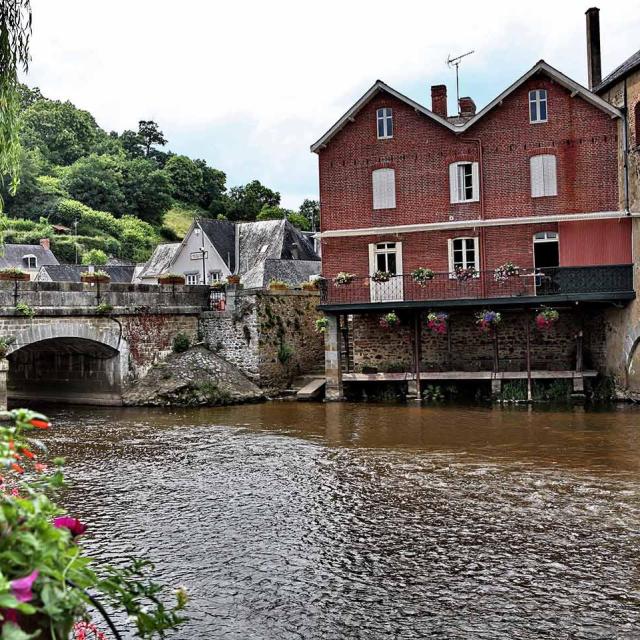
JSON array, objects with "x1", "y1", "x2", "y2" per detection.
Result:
[{"x1": 73, "y1": 220, "x2": 79, "y2": 264}]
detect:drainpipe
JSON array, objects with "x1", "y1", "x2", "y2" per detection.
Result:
[
  {"x1": 623, "y1": 78, "x2": 630, "y2": 215},
  {"x1": 462, "y1": 138, "x2": 486, "y2": 296}
]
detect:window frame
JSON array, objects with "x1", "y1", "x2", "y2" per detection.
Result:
[
  {"x1": 208, "y1": 270, "x2": 222, "y2": 284},
  {"x1": 529, "y1": 89, "x2": 548, "y2": 124},
  {"x1": 22, "y1": 254, "x2": 37, "y2": 269},
  {"x1": 369, "y1": 241, "x2": 403, "y2": 277},
  {"x1": 530, "y1": 154, "x2": 558, "y2": 198},
  {"x1": 372, "y1": 167, "x2": 397, "y2": 210},
  {"x1": 376, "y1": 107, "x2": 393, "y2": 139},
  {"x1": 447, "y1": 237, "x2": 480, "y2": 276},
  {"x1": 449, "y1": 161, "x2": 479, "y2": 203},
  {"x1": 185, "y1": 272, "x2": 199, "y2": 285}
]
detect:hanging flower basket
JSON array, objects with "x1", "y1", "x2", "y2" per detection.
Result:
[
  {"x1": 371, "y1": 270, "x2": 392, "y2": 283},
  {"x1": 535, "y1": 307, "x2": 559, "y2": 331},
  {"x1": 315, "y1": 317, "x2": 329, "y2": 333},
  {"x1": 158, "y1": 273, "x2": 185, "y2": 286},
  {"x1": 426, "y1": 311, "x2": 448, "y2": 335},
  {"x1": 475, "y1": 309, "x2": 501, "y2": 333},
  {"x1": 379, "y1": 311, "x2": 400, "y2": 329},
  {"x1": 454, "y1": 265, "x2": 477, "y2": 282},
  {"x1": 0, "y1": 268, "x2": 30, "y2": 282},
  {"x1": 333, "y1": 272, "x2": 355, "y2": 286},
  {"x1": 494, "y1": 261, "x2": 520, "y2": 283},
  {"x1": 80, "y1": 270, "x2": 110, "y2": 285},
  {"x1": 411, "y1": 267, "x2": 435, "y2": 286}
]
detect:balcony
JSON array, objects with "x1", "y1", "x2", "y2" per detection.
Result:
[{"x1": 318, "y1": 264, "x2": 635, "y2": 311}]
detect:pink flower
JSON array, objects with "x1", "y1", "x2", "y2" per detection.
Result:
[
  {"x1": 10, "y1": 571, "x2": 39, "y2": 603},
  {"x1": 53, "y1": 516, "x2": 87, "y2": 538}
]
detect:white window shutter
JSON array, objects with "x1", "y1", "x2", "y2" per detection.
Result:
[
  {"x1": 449, "y1": 163, "x2": 459, "y2": 203},
  {"x1": 471, "y1": 162, "x2": 480, "y2": 201},
  {"x1": 543, "y1": 155, "x2": 557, "y2": 196},
  {"x1": 473, "y1": 236, "x2": 480, "y2": 271},
  {"x1": 372, "y1": 169, "x2": 396, "y2": 209},
  {"x1": 530, "y1": 156, "x2": 544, "y2": 198},
  {"x1": 368, "y1": 243, "x2": 376, "y2": 275},
  {"x1": 395, "y1": 242, "x2": 403, "y2": 275},
  {"x1": 447, "y1": 238, "x2": 454, "y2": 274}
]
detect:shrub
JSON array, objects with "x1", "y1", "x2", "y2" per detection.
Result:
[
  {"x1": 15, "y1": 302, "x2": 35, "y2": 318},
  {"x1": 172, "y1": 332, "x2": 190, "y2": 353},
  {"x1": 277, "y1": 342, "x2": 293, "y2": 364},
  {"x1": 95, "y1": 302, "x2": 113, "y2": 314},
  {"x1": 81, "y1": 248, "x2": 108, "y2": 265}
]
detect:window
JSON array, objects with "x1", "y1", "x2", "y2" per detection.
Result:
[
  {"x1": 208, "y1": 271, "x2": 221, "y2": 284},
  {"x1": 533, "y1": 231, "x2": 558, "y2": 242},
  {"x1": 530, "y1": 154, "x2": 557, "y2": 197},
  {"x1": 449, "y1": 162, "x2": 479, "y2": 203},
  {"x1": 529, "y1": 89, "x2": 548, "y2": 123},
  {"x1": 372, "y1": 242, "x2": 399, "y2": 274},
  {"x1": 22, "y1": 255, "x2": 37, "y2": 269},
  {"x1": 372, "y1": 168, "x2": 396, "y2": 210},
  {"x1": 448, "y1": 237, "x2": 479, "y2": 273},
  {"x1": 185, "y1": 272, "x2": 199, "y2": 285},
  {"x1": 376, "y1": 107, "x2": 393, "y2": 139},
  {"x1": 635, "y1": 102, "x2": 640, "y2": 146}
]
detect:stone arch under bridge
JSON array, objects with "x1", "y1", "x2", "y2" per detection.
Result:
[{"x1": 3, "y1": 318, "x2": 131, "y2": 407}]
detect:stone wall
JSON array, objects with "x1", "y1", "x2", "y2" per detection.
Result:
[
  {"x1": 201, "y1": 289, "x2": 324, "y2": 390},
  {"x1": 350, "y1": 307, "x2": 606, "y2": 374}
]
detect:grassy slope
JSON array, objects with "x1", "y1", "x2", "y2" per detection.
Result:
[{"x1": 163, "y1": 203, "x2": 208, "y2": 240}]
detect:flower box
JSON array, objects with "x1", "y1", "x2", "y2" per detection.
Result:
[
  {"x1": 494, "y1": 261, "x2": 520, "y2": 283},
  {"x1": 80, "y1": 271, "x2": 110, "y2": 284},
  {"x1": 411, "y1": 267, "x2": 435, "y2": 286},
  {"x1": 334, "y1": 272, "x2": 356, "y2": 286},
  {"x1": 226, "y1": 275, "x2": 241, "y2": 285},
  {"x1": 0, "y1": 269, "x2": 30, "y2": 282},
  {"x1": 158, "y1": 274, "x2": 186, "y2": 286},
  {"x1": 301, "y1": 280, "x2": 319, "y2": 291},
  {"x1": 371, "y1": 270, "x2": 392, "y2": 283},
  {"x1": 268, "y1": 280, "x2": 289, "y2": 290},
  {"x1": 454, "y1": 266, "x2": 477, "y2": 282}
]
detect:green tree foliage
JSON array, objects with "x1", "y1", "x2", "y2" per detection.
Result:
[
  {"x1": 287, "y1": 212, "x2": 311, "y2": 231},
  {"x1": 120, "y1": 129, "x2": 145, "y2": 158},
  {"x1": 299, "y1": 198, "x2": 319, "y2": 231},
  {"x1": 81, "y1": 248, "x2": 108, "y2": 265},
  {"x1": 165, "y1": 155, "x2": 203, "y2": 203},
  {"x1": 138, "y1": 120, "x2": 167, "y2": 156},
  {"x1": 121, "y1": 158, "x2": 172, "y2": 224},
  {"x1": 255, "y1": 205, "x2": 287, "y2": 221},
  {"x1": 20, "y1": 99, "x2": 101, "y2": 165},
  {"x1": 194, "y1": 159, "x2": 226, "y2": 210},
  {"x1": 226, "y1": 179, "x2": 280, "y2": 221},
  {"x1": 0, "y1": 0, "x2": 32, "y2": 207}
]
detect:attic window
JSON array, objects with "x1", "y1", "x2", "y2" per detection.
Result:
[
  {"x1": 23, "y1": 254, "x2": 37, "y2": 269},
  {"x1": 529, "y1": 89, "x2": 548, "y2": 123},
  {"x1": 376, "y1": 108, "x2": 393, "y2": 139}
]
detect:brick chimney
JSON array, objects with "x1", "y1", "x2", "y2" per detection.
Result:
[
  {"x1": 459, "y1": 96, "x2": 476, "y2": 117},
  {"x1": 586, "y1": 7, "x2": 602, "y2": 90},
  {"x1": 431, "y1": 85, "x2": 447, "y2": 118},
  {"x1": 39, "y1": 238, "x2": 50, "y2": 251}
]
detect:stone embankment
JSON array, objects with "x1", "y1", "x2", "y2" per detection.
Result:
[{"x1": 122, "y1": 346, "x2": 264, "y2": 407}]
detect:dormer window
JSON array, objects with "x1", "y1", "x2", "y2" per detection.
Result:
[
  {"x1": 529, "y1": 89, "x2": 548, "y2": 123},
  {"x1": 376, "y1": 108, "x2": 393, "y2": 139},
  {"x1": 23, "y1": 255, "x2": 37, "y2": 269}
]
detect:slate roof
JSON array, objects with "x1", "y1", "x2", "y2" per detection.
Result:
[
  {"x1": 198, "y1": 219, "x2": 236, "y2": 270},
  {"x1": 0, "y1": 243, "x2": 59, "y2": 269},
  {"x1": 37, "y1": 264, "x2": 136, "y2": 283},
  {"x1": 135, "y1": 243, "x2": 180, "y2": 279},
  {"x1": 596, "y1": 49, "x2": 640, "y2": 92}
]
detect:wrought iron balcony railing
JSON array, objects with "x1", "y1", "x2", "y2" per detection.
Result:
[{"x1": 319, "y1": 265, "x2": 634, "y2": 306}]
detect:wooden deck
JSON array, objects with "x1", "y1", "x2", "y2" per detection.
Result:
[{"x1": 342, "y1": 370, "x2": 597, "y2": 382}]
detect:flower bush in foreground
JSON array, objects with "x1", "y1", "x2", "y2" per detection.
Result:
[{"x1": 0, "y1": 409, "x2": 187, "y2": 639}]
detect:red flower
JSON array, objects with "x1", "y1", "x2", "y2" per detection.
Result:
[
  {"x1": 34, "y1": 463, "x2": 46, "y2": 473},
  {"x1": 20, "y1": 449, "x2": 35, "y2": 460},
  {"x1": 29, "y1": 418, "x2": 50, "y2": 430},
  {"x1": 10, "y1": 463, "x2": 24, "y2": 474}
]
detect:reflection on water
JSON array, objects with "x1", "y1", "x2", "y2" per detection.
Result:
[{"x1": 37, "y1": 403, "x2": 640, "y2": 639}]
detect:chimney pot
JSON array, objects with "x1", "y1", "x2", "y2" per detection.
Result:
[
  {"x1": 431, "y1": 85, "x2": 448, "y2": 118},
  {"x1": 459, "y1": 96, "x2": 476, "y2": 117},
  {"x1": 586, "y1": 7, "x2": 602, "y2": 90},
  {"x1": 39, "y1": 238, "x2": 50, "y2": 251}
]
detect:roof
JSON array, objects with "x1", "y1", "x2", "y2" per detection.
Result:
[
  {"x1": 242, "y1": 259, "x2": 321, "y2": 289},
  {"x1": 136, "y1": 243, "x2": 180, "y2": 279},
  {"x1": 197, "y1": 218, "x2": 236, "y2": 270},
  {"x1": 0, "y1": 243, "x2": 59, "y2": 269},
  {"x1": 311, "y1": 60, "x2": 622, "y2": 152},
  {"x1": 37, "y1": 264, "x2": 135, "y2": 283},
  {"x1": 595, "y1": 49, "x2": 640, "y2": 93}
]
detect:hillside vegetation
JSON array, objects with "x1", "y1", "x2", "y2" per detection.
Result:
[{"x1": 2, "y1": 85, "x2": 319, "y2": 262}]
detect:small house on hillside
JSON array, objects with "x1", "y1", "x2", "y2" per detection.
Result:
[
  {"x1": 1, "y1": 239, "x2": 59, "y2": 280},
  {"x1": 135, "y1": 218, "x2": 320, "y2": 287}
]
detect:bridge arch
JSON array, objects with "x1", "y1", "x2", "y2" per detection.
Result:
[{"x1": 6, "y1": 319, "x2": 130, "y2": 406}]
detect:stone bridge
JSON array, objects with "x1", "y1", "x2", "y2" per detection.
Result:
[{"x1": 0, "y1": 281, "x2": 210, "y2": 406}]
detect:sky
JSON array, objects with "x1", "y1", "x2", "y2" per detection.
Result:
[{"x1": 25, "y1": 0, "x2": 640, "y2": 210}]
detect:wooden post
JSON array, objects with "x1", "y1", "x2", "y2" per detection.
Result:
[
  {"x1": 576, "y1": 329, "x2": 584, "y2": 372},
  {"x1": 526, "y1": 315, "x2": 532, "y2": 402},
  {"x1": 493, "y1": 328, "x2": 499, "y2": 372},
  {"x1": 341, "y1": 313, "x2": 351, "y2": 373},
  {"x1": 413, "y1": 312, "x2": 422, "y2": 400},
  {"x1": 447, "y1": 313, "x2": 452, "y2": 370}
]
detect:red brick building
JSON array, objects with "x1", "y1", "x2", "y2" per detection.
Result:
[{"x1": 312, "y1": 60, "x2": 635, "y2": 401}]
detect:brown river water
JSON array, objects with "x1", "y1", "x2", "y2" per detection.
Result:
[{"x1": 35, "y1": 402, "x2": 640, "y2": 639}]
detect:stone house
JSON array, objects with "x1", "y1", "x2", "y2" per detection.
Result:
[
  {"x1": 312, "y1": 51, "x2": 633, "y2": 400},
  {"x1": 0, "y1": 239, "x2": 59, "y2": 280},
  {"x1": 135, "y1": 218, "x2": 320, "y2": 288}
]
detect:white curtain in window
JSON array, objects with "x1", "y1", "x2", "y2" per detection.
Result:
[{"x1": 372, "y1": 168, "x2": 396, "y2": 210}]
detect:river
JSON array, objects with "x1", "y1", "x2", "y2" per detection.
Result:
[{"x1": 37, "y1": 402, "x2": 640, "y2": 639}]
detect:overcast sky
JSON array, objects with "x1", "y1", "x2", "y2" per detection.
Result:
[{"x1": 25, "y1": 0, "x2": 639, "y2": 210}]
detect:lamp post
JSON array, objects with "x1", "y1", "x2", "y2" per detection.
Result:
[
  {"x1": 200, "y1": 247, "x2": 206, "y2": 284},
  {"x1": 73, "y1": 220, "x2": 79, "y2": 264}
]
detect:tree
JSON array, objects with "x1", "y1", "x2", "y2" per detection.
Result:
[
  {"x1": 18, "y1": 83, "x2": 45, "y2": 109},
  {"x1": 287, "y1": 212, "x2": 311, "y2": 231},
  {"x1": 138, "y1": 120, "x2": 167, "y2": 157},
  {"x1": 194, "y1": 159, "x2": 226, "y2": 209},
  {"x1": 81, "y1": 248, "x2": 108, "y2": 265},
  {"x1": 20, "y1": 99, "x2": 102, "y2": 165},
  {"x1": 226, "y1": 180, "x2": 280, "y2": 221},
  {"x1": 299, "y1": 198, "x2": 320, "y2": 231},
  {"x1": 121, "y1": 158, "x2": 172, "y2": 225},
  {"x1": 164, "y1": 155, "x2": 203, "y2": 203},
  {"x1": 0, "y1": 0, "x2": 32, "y2": 208},
  {"x1": 61, "y1": 154, "x2": 127, "y2": 215},
  {"x1": 119, "y1": 129, "x2": 145, "y2": 158},
  {"x1": 256, "y1": 205, "x2": 287, "y2": 221}
]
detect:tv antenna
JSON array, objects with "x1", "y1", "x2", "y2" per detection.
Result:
[{"x1": 446, "y1": 50, "x2": 475, "y2": 115}]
